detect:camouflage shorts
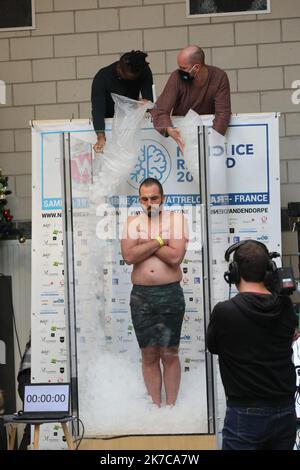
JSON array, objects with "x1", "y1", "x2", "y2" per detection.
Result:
[{"x1": 130, "y1": 282, "x2": 185, "y2": 348}]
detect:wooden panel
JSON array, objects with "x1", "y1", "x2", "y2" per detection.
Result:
[{"x1": 78, "y1": 434, "x2": 216, "y2": 450}]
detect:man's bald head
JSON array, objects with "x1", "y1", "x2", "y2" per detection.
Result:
[{"x1": 177, "y1": 46, "x2": 205, "y2": 67}]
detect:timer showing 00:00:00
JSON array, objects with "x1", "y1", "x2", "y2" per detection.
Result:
[{"x1": 25, "y1": 394, "x2": 66, "y2": 403}]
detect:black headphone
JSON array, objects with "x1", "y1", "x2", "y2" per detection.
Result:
[{"x1": 224, "y1": 240, "x2": 278, "y2": 285}]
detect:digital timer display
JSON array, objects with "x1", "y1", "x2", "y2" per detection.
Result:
[
  {"x1": 24, "y1": 384, "x2": 70, "y2": 413},
  {"x1": 26, "y1": 393, "x2": 66, "y2": 403}
]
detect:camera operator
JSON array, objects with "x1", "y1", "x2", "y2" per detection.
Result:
[{"x1": 207, "y1": 240, "x2": 299, "y2": 450}]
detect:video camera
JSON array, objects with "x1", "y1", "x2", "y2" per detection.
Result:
[
  {"x1": 265, "y1": 262, "x2": 297, "y2": 296},
  {"x1": 224, "y1": 240, "x2": 297, "y2": 296}
]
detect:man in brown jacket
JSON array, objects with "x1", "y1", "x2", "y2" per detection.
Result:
[{"x1": 150, "y1": 45, "x2": 231, "y2": 153}]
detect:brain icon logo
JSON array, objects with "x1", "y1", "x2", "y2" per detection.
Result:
[{"x1": 128, "y1": 140, "x2": 171, "y2": 189}]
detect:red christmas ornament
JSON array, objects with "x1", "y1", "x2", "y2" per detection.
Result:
[{"x1": 3, "y1": 209, "x2": 9, "y2": 217}]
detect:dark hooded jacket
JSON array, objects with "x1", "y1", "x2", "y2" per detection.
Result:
[{"x1": 207, "y1": 292, "x2": 297, "y2": 405}]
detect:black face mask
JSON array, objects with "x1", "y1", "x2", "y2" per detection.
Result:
[
  {"x1": 178, "y1": 63, "x2": 198, "y2": 81},
  {"x1": 178, "y1": 69, "x2": 195, "y2": 81}
]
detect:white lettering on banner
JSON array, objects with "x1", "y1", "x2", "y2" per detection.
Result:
[
  {"x1": 42, "y1": 197, "x2": 89, "y2": 210},
  {"x1": 43, "y1": 198, "x2": 62, "y2": 209},
  {"x1": 73, "y1": 157, "x2": 91, "y2": 175},
  {"x1": 211, "y1": 193, "x2": 269, "y2": 206},
  {"x1": 70, "y1": 146, "x2": 92, "y2": 185},
  {"x1": 234, "y1": 193, "x2": 268, "y2": 203}
]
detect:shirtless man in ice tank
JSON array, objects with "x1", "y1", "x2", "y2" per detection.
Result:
[{"x1": 121, "y1": 178, "x2": 188, "y2": 406}]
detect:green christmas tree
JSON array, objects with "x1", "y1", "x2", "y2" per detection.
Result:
[{"x1": 0, "y1": 168, "x2": 25, "y2": 242}]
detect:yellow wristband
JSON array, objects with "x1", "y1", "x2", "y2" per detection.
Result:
[{"x1": 156, "y1": 236, "x2": 164, "y2": 248}]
